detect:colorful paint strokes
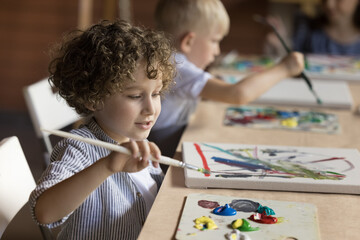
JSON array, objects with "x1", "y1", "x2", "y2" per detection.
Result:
[
  {"x1": 220, "y1": 54, "x2": 275, "y2": 75},
  {"x1": 304, "y1": 54, "x2": 360, "y2": 82},
  {"x1": 224, "y1": 106, "x2": 340, "y2": 134},
  {"x1": 182, "y1": 142, "x2": 360, "y2": 194},
  {"x1": 175, "y1": 193, "x2": 320, "y2": 240},
  {"x1": 217, "y1": 53, "x2": 360, "y2": 82}
]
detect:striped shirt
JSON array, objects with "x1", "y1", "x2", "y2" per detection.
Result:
[{"x1": 29, "y1": 118, "x2": 164, "y2": 239}]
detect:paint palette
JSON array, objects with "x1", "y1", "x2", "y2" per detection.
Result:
[
  {"x1": 176, "y1": 193, "x2": 320, "y2": 240},
  {"x1": 182, "y1": 142, "x2": 360, "y2": 194},
  {"x1": 224, "y1": 105, "x2": 340, "y2": 134}
]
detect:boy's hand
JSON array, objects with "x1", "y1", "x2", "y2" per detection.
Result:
[
  {"x1": 105, "y1": 140, "x2": 161, "y2": 173},
  {"x1": 280, "y1": 52, "x2": 304, "y2": 77}
]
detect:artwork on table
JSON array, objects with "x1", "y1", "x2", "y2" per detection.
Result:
[
  {"x1": 304, "y1": 54, "x2": 360, "y2": 82},
  {"x1": 218, "y1": 53, "x2": 360, "y2": 82},
  {"x1": 176, "y1": 193, "x2": 320, "y2": 240},
  {"x1": 215, "y1": 76, "x2": 353, "y2": 110},
  {"x1": 182, "y1": 142, "x2": 360, "y2": 194},
  {"x1": 219, "y1": 53, "x2": 275, "y2": 74},
  {"x1": 224, "y1": 105, "x2": 340, "y2": 134}
]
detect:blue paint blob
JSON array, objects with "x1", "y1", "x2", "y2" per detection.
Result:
[{"x1": 213, "y1": 204, "x2": 237, "y2": 216}]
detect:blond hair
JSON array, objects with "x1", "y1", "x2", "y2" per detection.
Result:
[{"x1": 155, "y1": 0, "x2": 230, "y2": 42}]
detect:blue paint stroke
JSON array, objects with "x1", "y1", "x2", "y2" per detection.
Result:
[
  {"x1": 203, "y1": 143, "x2": 260, "y2": 163},
  {"x1": 211, "y1": 157, "x2": 271, "y2": 172}
]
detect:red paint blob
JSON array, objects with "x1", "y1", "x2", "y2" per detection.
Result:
[{"x1": 249, "y1": 213, "x2": 278, "y2": 224}]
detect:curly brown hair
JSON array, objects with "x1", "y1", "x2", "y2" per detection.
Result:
[{"x1": 48, "y1": 19, "x2": 176, "y2": 115}]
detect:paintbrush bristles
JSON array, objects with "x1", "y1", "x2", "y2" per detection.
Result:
[{"x1": 199, "y1": 168, "x2": 211, "y2": 174}]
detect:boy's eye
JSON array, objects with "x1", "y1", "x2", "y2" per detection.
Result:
[
  {"x1": 152, "y1": 92, "x2": 161, "y2": 97},
  {"x1": 127, "y1": 95, "x2": 141, "y2": 99}
]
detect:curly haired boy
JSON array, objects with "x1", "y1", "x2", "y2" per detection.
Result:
[{"x1": 30, "y1": 19, "x2": 175, "y2": 240}]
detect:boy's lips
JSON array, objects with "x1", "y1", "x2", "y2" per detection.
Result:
[{"x1": 135, "y1": 120, "x2": 153, "y2": 130}]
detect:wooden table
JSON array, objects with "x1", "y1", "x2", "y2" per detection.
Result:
[{"x1": 138, "y1": 84, "x2": 360, "y2": 240}]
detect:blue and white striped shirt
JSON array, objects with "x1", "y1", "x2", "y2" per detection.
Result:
[{"x1": 29, "y1": 118, "x2": 164, "y2": 239}]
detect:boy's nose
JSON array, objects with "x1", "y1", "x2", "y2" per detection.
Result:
[
  {"x1": 142, "y1": 97, "x2": 156, "y2": 115},
  {"x1": 214, "y1": 44, "x2": 221, "y2": 56}
]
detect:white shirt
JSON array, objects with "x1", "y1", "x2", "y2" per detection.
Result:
[{"x1": 153, "y1": 53, "x2": 212, "y2": 130}]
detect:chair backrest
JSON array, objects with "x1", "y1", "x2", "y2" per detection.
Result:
[
  {"x1": 23, "y1": 78, "x2": 80, "y2": 154},
  {"x1": 0, "y1": 136, "x2": 55, "y2": 240},
  {"x1": 0, "y1": 136, "x2": 36, "y2": 237}
]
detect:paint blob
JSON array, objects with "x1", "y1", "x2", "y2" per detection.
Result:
[
  {"x1": 212, "y1": 204, "x2": 237, "y2": 216},
  {"x1": 225, "y1": 229, "x2": 252, "y2": 240},
  {"x1": 249, "y1": 212, "x2": 278, "y2": 224},
  {"x1": 198, "y1": 200, "x2": 220, "y2": 209},
  {"x1": 231, "y1": 218, "x2": 259, "y2": 232},
  {"x1": 194, "y1": 216, "x2": 218, "y2": 230},
  {"x1": 229, "y1": 199, "x2": 260, "y2": 212}
]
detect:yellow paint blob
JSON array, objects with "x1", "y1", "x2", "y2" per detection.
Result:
[
  {"x1": 231, "y1": 219, "x2": 243, "y2": 229},
  {"x1": 194, "y1": 216, "x2": 218, "y2": 230},
  {"x1": 281, "y1": 117, "x2": 298, "y2": 128}
]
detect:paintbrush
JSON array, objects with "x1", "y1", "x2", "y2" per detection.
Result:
[
  {"x1": 253, "y1": 14, "x2": 322, "y2": 105},
  {"x1": 42, "y1": 128, "x2": 211, "y2": 175}
]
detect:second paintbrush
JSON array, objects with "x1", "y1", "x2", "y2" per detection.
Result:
[{"x1": 253, "y1": 14, "x2": 322, "y2": 105}]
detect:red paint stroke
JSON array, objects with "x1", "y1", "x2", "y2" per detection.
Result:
[
  {"x1": 254, "y1": 146, "x2": 258, "y2": 159},
  {"x1": 194, "y1": 143, "x2": 211, "y2": 177},
  {"x1": 309, "y1": 157, "x2": 355, "y2": 172}
]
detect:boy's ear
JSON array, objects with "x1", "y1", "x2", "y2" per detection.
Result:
[
  {"x1": 85, "y1": 102, "x2": 97, "y2": 112},
  {"x1": 180, "y1": 31, "x2": 196, "y2": 54}
]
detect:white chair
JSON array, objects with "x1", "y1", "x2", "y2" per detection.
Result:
[
  {"x1": 23, "y1": 78, "x2": 81, "y2": 164},
  {"x1": 0, "y1": 136, "x2": 53, "y2": 239}
]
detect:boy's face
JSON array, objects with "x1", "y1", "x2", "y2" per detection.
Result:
[
  {"x1": 322, "y1": 0, "x2": 358, "y2": 24},
  {"x1": 184, "y1": 28, "x2": 224, "y2": 69},
  {"x1": 94, "y1": 66, "x2": 163, "y2": 143}
]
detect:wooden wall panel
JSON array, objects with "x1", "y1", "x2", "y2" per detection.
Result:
[
  {"x1": 131, "y1": 0, "x2": 269, "y2": 54},
  {"x1": 0, "y1": 0, "x2": 269, "y2": 111},
  {"x1": 221, "y1": 0, "x2": 269, "y2": 54},
  {"x1": 0, "y1": 0, "x2": 78, "y2": 111}
]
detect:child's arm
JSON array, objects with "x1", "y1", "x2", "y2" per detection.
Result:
[
  {"x1": 200, "y1": 52, "x2": 304, "y2": 105},
  {"x1": 34, "y1": 140, "x2": 161, "y2": 225}
]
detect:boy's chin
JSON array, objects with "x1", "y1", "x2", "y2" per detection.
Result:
[{"x1": 130, "y1": 131, "x2": 150, "y2": 141}]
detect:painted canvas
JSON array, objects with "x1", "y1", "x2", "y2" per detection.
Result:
[
  {"x1": 182, "y1": 142, "x2": 360, "y2": 194},
  {"x1": 176, "y1": 193, "x2": 320, "y2": 240},
  {"x1": 215, "y1": 76, "x2": 353, "y2": 109},
  {"x1": 218, "y1": 53, "x2": 360, "y2": 82},
  {"x1": 304, "y1": 54, "x2": 360, "y2": 82},
  {"x1": 224, "y1": 105, "x2": 340, "y2": 134},
  {"x1": 219, "y1": 53, "x2": 275, "y2": 75}
]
